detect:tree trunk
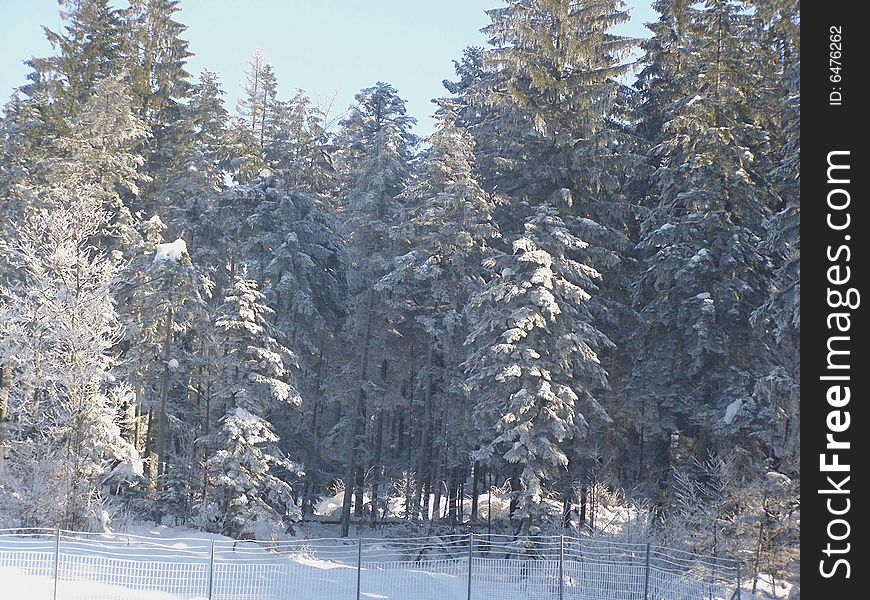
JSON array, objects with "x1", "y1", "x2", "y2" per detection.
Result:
[
  {"x1": 470, "y1": 462, "x2": 481, "y2": 523},
  {"x1": 430, "y1": 444, "x2": 444, "y2": 524},
  {"x1": 155, "y1": 305, "x2": 173, "y2": 521},
  {"x1": 447, "y1": 468, "x2": 458, "y2": 525},
  {"x1": 370, "y1": 409, "x2": 385, "y2": 521},
  {"x1": 353, "y1": 463, "x2": 365, "y2": 518},
  {"x1": 411, "y1": 348, "x2": 435, "y2": 521},
  {"x1": 0, "y1": 364, "x2": 10, "y2": 474},
  {"x1": 340, "y1": 291, "x2": 374, "y2": 537},
  {"x1": 509, "y1": 466, "x2": 521, "y2": 531}
]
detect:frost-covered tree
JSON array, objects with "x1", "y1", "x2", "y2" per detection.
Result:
[
  {"x1": 464, "y1": 201, "x2": 613, "y2": 531},
  {"x1": 629, "y1": 0, "x2": 778, "y2": 504},
  {"x1": 27, "y1": 73, "x2": 150, "y2": 257},
  {"x1": 0, "y1": 184, "x2": 140, "y2": 528},
  {"x1": 156, "y1": 69, "x2": 232, "y2": 263},
  {"x1": 118, "y1": 223, "x2": 210, "y2": 520},
  {"x1": 750, "y1": 0, "x2": 800, "y2": 475},
  {"x1": 0, "y1": 94, "x2": 50, "y2": 222},
  {"x1": 377, "y1": 107, "x2": 500, "y2": 520},
  {"x1": 237, "y1": 49, "x2": 278, "y2": 146},
  {"x1": 227, "y1": 49, "x2": 278, "y2": 182},
  {"x1": 332, "y1": 83, "x2": 416, "y2": 536},
  {"x1": 51, "y1": 74, "x2": 148, "y2": 188},
  {"x1": 202, "y1": 275, "x2": 301, "y2": 537}
]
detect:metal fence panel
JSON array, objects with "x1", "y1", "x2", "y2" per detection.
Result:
[{"x1": 0, "y1": 528, "x2": 761, "y2": 600}]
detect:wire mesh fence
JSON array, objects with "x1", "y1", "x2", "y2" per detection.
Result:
[{"x1": 0, "y1": 528, "x2": 760, "y2": 600}]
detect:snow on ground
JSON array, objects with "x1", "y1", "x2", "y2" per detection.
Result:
[
  {"x1": 8, "y1": 567, "x2": 205, "y2": 600},
  {"x1": 1, "y1": 523, "x2": 784, "y2": 600},
  {"x1": 1, "y1": 526, "x2": 469, "y2": 600}
]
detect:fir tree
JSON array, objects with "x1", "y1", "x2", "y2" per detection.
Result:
[
  {"x1": 203, "y1": 275, "x2": 302, "y2": 537},
  {"x1": 629, "y1": 0, "x2": 777, "y2": 503},
  {"x1": 157, "y1": 69, "x2": 232, "y2": 262},
  {"x1": 480, "y1": 0, "x2": 638, "y2": 207},
  {"x1": 22, "y1": 0, "x2": 130, "y2": 125},
  {"x1": 124, "y1": 0, "x2": 193, "y2": 125},
  {"x1": 333, "y1": 82, "x2": 416, "y2": 536},
  {"x1": 464, "y1": 200, "x2": 613, "y2": 531},
  {"x1": 264, "y1": 90, "x2": 336, "y2": 194}
]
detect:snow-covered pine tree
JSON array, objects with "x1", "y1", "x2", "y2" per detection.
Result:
[
  {"x1": 439, "y1": 45, "x2": 517, "y2": 202},
  {"x1": 335, "y1": 82, "x2": 416, "y2": 198},
  {"x1": 0, "y1": 93, "x2": 50, "y2": 222},
  {"x1": 156, "y1": 69, "x2": 232, "y2": 267},
  {"x1": 377, "y1": 104, "x2": 500, "y2": 521},
  {"x1": 629, "y1": 0, "x2": 777, "y2": 503},
  {"x1": 464, "y1": 199, "x2": 613, "y2": 532},
  {"x1": 635, "y1": 0, "x2": 693, "y2": 142},
  {"x1": 118, "y1": 223, "x2": 211, "y2": 521},
  {"x1": 211, "y1": 173, "x2": 347, "y2": 506},
  {"x1": 1, "y1": 72, "x2": 150, "y2": 260},
  {"x1": 332, "y1": 82, "x2": 416, "y2": 536},
  {"x1": 473, "y1": 0, "x2": 644, "y2": 507},
  {"x1": 480, "y1": 0, "x2": 639, "y2": 211},
  {"x1": 211, "y1": 172, "x2": 347, "y2": 347},
  {"x1": 47, "y1": 74, "x2": 150, "y2": 234},
  {"x1": 750, "y1": 0, "x2": 800, "y2": 475},
  {"x1": 202, "y1": 275, "x2": 302, "y2": 538}
]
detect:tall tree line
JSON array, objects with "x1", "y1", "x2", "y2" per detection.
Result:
[{"x1": 0, "y1": 0, "x2": 798, "y2": 585}]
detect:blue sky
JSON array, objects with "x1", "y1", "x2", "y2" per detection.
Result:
[{"x1": 0, "y1": 1, "x2": 655, "y2": 135}]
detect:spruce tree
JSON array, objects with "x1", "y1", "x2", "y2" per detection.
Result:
[
  {"x1": 377, "y1": 105, "x2": 500, "y2": 521},
  {"x1": 157, "y1": 69, "x2": 232, "y2": 260},
  {"x1": 22, "y1": 0, "x2": 130, "y2": 126},
  {"x1": 464, "y1": 199, "x2": 613, "y2": 531},
  {"x1": 629, "y1": 0, "x2": 777, "y2": 503},
  {"x1": 480, "y1": 0, "x2": 638, "y2": 207},
  {"x1": 333, "y1": 82, "x2": 416, "y2": 536},
  {"x1": 203, "y1": 275, "x2": 301, "y2": 538}
]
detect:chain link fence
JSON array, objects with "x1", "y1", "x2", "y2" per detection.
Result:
[{"x1": 0, "y1": 528, "x2": 759, "y2": 600}]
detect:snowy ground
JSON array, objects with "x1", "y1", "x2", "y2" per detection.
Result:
[
  {"x1": 0, "y1": 522, "x2": 764, "y2": 600},
  {"x1": 0, "y1": 490, "x2": 788, "y2": 600}
]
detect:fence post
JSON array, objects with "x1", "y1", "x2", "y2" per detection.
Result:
[
  {"x1": 356, "y1": 536, "x2": 362, "y2": 600},
  {"x1": 559, "y1": 534, "x2": 564, "y2": 600},
  {"x1": 207, "y1": 539, "x2": 215, "y2": 600},
  {"x1": 53, "y1": 527, "x2": 60, "y2": 600},
  {"x1": 736, "y1": 563, "x2": 742, "y2": 600},
  {"x1": 643, "y1": 543, "x2": 651, "y2": 600},
  {"x1": 467, "y1": 532, "x2": 474, "y2": 600}
]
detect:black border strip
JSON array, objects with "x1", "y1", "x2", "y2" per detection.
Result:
[{"x1": 802, "y1": 1, "x2": 864, "y2": 595}]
